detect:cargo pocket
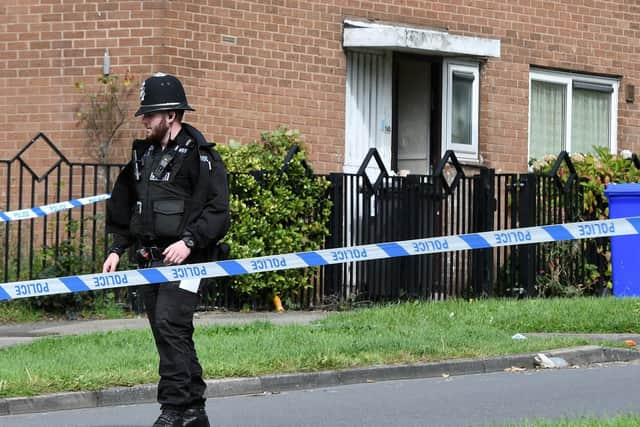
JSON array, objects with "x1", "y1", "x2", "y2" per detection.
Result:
[{"x1": 152, "y1": 199, "x2": 185, "y2": 238}]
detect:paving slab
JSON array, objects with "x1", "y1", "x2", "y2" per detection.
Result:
[{"x1": 0, "y1": 311, "x2": 329, "y2": 349}]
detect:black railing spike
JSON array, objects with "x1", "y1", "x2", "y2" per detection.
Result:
[
  {"x1": 9, "y1": 133, "x2": 71, "y2": 182},
  {"x1": 547, "y1": 151, "x2": 578, "y2": 193},
  {"x1": 279, "y1": 144, "x2": 312, "y2": 177},
  {"x1": 12, "y1": 133, "x2": 70, "y2": 165},
  {"x1": 249, "y1": 169, "x2": 264, "y2": 185},
  {"x1": 356, "y1": 148, "x2": 389, "y2": 194},
  {"x1": 280, "y1": 144, "x2": 299, "y2": 174},
  {"x1": 433, "y1": 150, "x2": 465, "y2": 196}
]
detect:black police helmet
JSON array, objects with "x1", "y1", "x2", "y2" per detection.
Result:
[{"x1": 134, "y1": 72, "x2": 195, "y2": 117}]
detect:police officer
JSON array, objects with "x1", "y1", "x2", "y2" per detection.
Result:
[{"x1": 103, "y1": 72, "x2": 229, "y2": 427}]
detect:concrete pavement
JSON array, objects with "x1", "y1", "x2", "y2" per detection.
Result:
[
  {"x1": 1, "y1": 311, "x2": 639, "y2": 417},
  {"x1": 0, "y1": 310, "x2": 329, "y2": 349}
]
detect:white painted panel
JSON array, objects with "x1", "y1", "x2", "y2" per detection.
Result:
[
  {"x1": 343, "y1": 50, "x2": 393, "y2": 296},
  {"x1": 344, "y1": 50, "x2": 392, "y2": 174}
]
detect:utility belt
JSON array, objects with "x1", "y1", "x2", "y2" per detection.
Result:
[{"x1": 134, "y1": 241, "x2": 231, "y2": 267}]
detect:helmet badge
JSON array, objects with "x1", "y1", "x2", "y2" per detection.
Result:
[{"x1": 139, "y1": 81, "x2": 146, "y2": 102}]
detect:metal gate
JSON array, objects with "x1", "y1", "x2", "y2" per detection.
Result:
[
  {"x1": 324, "y1": 149, "x2": 489, "y2": 301},
  {"x1": 322, "y1": 149, "x2": 588, "y2": 301}
]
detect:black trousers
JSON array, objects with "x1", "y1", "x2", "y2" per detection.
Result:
[{"x1": 141, "y1": 281, "x2": 206, "y2": 410}]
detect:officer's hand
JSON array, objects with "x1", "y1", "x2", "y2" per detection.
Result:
[
  {"x1": 103, "y1": 252, "x2": 120, "y2": 273},
  {"x1": 163, "y1": 240, "x2": 191, "y2": 265}
]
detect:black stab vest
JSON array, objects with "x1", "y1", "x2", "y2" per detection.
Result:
[{"x1": 129, "y1": 138, "x2": 195, "y2": 244}]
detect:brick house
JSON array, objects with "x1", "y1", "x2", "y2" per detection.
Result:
[{"x1": 1, "y1": 0, "x2": 639, "y2": 175}]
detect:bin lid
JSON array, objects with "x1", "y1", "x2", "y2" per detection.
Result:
[{"x1": 604, "y1": 183, "x2": 640, "y2": 197}]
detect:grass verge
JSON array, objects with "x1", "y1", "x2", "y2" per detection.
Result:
[
  {"x1": 0, "y1": 297, "x2": 638, "y2": 398},
  {"x1": 496, "y1": 413, "x2": 640, "y2": 426},
  {"x1": 0, "y1": 296, "x2": 130, "y2": 323}
]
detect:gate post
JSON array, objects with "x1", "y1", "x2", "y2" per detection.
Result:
[
  {"x1": 518, "y1": 173, "x2": 537, "y2": 295},
  {"x1": 324, "y1": 173, "x2": 344, "y2": 299},
  {"x1": 472, "y1": 167, "x2": 495, "y2": 297}
]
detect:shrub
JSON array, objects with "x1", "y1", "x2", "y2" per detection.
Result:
[{"x1": 216, "y1": 127, "x2": 332, "y2": 303}]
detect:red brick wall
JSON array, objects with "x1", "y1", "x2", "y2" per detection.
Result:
[
  {"x1": 0, "y1": 0, "x2": 161, "y2": 163},
  {"x1": 1, "y1": 0, "x2": 639, "y2": 174}
]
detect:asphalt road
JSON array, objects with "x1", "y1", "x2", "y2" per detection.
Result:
[{"x1": 3, "y1": 362, "x2": 639, "y2": 427}]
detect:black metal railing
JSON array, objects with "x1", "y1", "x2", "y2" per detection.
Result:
[
  {"x1": 323, "y1": 149, "x2": 592, "y2": 302},
  {"x1": 0, "y1": 135, "x2": 610, "y2": 311},
  {"x1": 0, "y1": 133, "x2": 123, "y2": 284}
]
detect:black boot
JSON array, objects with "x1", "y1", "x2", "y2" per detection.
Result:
[
  {"x1": 183, "y1": 407, "x2": 210, "y2": 427},
  {"x1": 152, "y1": 409, "x2": 184, "y2": 427}
]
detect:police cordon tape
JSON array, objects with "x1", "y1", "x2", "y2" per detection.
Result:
[
  {"x1": 0, "y1": 194, "x2": 111, "y2": 222},
  {"x1": 2, "y1": 215, "x2": 640, "y2": 301}
]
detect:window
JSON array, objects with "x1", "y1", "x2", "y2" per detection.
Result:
[
  {"x1": 442, "y1": 60, "x2": 479, "y2": 161},
  {"x1": 528, "y1": 69, "x2": 618, "y2": 160}
]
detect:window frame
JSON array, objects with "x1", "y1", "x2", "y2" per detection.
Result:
[
  {"x1": 528, "y1": 68, "x2": 619, "y2": 159},
  {"x1": 442, "y1": 60, "x2": 480, "y2": 162}
]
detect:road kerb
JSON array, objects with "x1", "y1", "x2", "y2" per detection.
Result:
[{"x1": 1, "y1": 345, "x2": 639, "y2": 416}]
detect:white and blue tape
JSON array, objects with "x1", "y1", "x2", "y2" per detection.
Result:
[
  {"x1": 0, "y1": 194, "x2": 111, "y2": 222},
  {"x1": 1, "y1": 215, "x2": 639, "y2": 301}
]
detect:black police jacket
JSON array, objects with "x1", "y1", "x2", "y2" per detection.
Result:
[{"x1": 106, "y1": 123, "x2": 230, "y2": 260}]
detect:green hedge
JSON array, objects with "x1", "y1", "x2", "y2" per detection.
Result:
[{"x1": 217, "y1": 127, "x2": 332, "y2": 301}]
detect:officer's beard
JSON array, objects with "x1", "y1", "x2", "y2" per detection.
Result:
[{"x1": 145, "y1": 119, "x2": 170, "y2": 146}]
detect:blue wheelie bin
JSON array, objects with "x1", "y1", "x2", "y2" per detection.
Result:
[{"x1": 604, "y1": 183, "x2": 640, "y2": 297}]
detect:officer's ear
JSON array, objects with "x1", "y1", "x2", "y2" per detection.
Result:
[{"x1": 167, "y1": 111, "x2": 176, "y2": 122}]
